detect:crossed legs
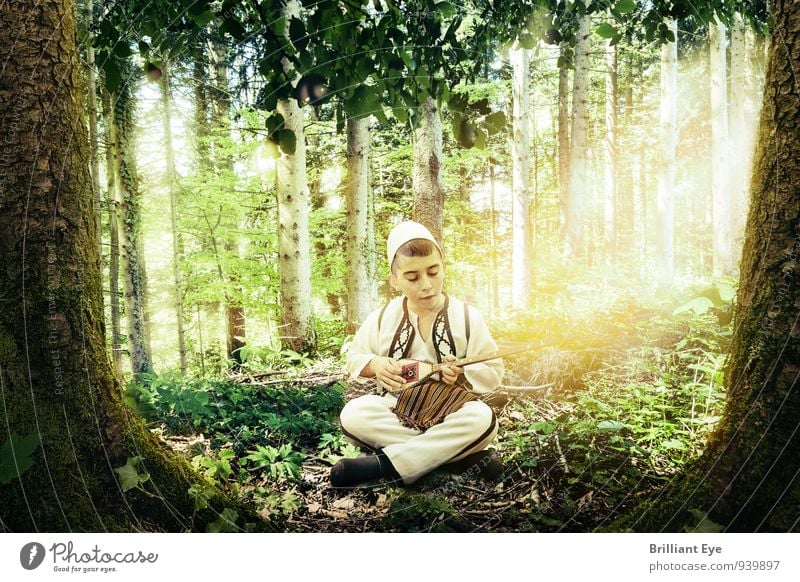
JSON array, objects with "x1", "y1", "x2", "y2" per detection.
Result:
[{"x1": 339, "y1": 393, "x2": 498, "y2": 485}]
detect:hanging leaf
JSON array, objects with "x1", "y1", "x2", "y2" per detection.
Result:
[
  {"x1": 103, "y1": 60, "x2": 122, "y2": 92},
  {"x1": 484, "y1": 111, "x2": 506, "y2": 135},
  {"x1": 616, "y1": 0, "x2": 637, "y2": 15},
  {"x1": 435, "y1": 1, "x2": 456, "y2": 18},
  {"x1": 474, "y1": 127, "x2": 487, "y2": 150},
  {"x1": 594, "y1": 23, "x2": 618, "y2": 39},
  {"x1": 278, "y1": 129, "x2": 296, "y2": 155},
  {"x1": 191, "y1": 10, "x2": 216, "y2": 26}
]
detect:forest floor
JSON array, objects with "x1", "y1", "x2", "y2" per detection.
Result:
[{"x1": 134, "y1": 284, "x2": 734, "y2": 532}]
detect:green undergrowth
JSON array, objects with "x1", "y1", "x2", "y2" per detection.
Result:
[{"x1": 124, "y1": 281, "x2": 735, "y2": 531}]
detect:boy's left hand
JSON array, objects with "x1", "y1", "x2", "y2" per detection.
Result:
[{"x1": 441, "y1": 355, "x2": 464, "y2": 385}]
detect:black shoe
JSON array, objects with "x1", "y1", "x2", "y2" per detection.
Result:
[
  {"x1": 330, "y1": 451, "x2": 403, "y2": 489},
  {"x1": 442, "y1": 449, "x2": 504, "y2": 481}
]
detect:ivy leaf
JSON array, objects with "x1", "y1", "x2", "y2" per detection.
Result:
[
  {"x1": 278, "y1": 129, "x2": 296, "y2": 155},
  {"x1": 206, "y1": 508, "x2": 239, "y2": 533},
  {"x1": 103, "y1": 60, "x2": 121, "y2": 93},
  {"x1": 0, "y1": 433, "x2": 41, "y2": 484},
  {"x1": 594, "y1": 23, "x2": 618, "y2": 39},
  {"x1": 114, "y1": 456, "x2": 149, "y2": 492}
]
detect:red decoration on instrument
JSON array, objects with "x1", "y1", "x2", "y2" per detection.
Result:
[{"x1": 400, "y1": 361, "x2": 419, "y2": 382}]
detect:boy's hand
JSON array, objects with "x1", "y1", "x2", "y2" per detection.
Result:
[
  {"x1": 369, "y1": 357, "x2": 405, "y2": 392},
  {"x1": 441, "y1": 354, "x2": 464, "y2": 385}
]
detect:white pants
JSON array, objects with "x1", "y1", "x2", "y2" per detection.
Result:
[{"x1": 339, "y1": 393, "x2": 498, "y2": 484}]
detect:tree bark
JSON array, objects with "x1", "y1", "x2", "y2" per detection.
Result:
[
  {"x1": 344, "y1": 116, "x2": 374, "y2": 332},
  {"x1": 565, "y1": 9, "x2": 591, "y2": 258},
  {"x1": 101, "y1": 87, "x2": 124, "y2": 381},
  {"x1": 730, "y1": 13, "x2": 750, "y2": 266},
  {"x1": 412, "y1": 95, "x2": 445, "y2": 244},
  {"x1": 84, "y1": 0, "x2": 102, "y2": 265},
  {"x1": 657, "y1": 18, "x2": 677, "y2": 283},
  {"x1": 631, "y1": 0, "x2": 800, "y2": 532},
  {"x1": 0, "y1": 0, "x2": 265, "y2": 531},
  {"x1": 113, "y1": 60, "x2": 154, "y2": 379},
  {"x1": 510, "y1": 45, "x2": 531, "y2": 309},
  {"x1": 604, "y1": 39, "x2": 618, "y2": 260},
  {"x1": 160, "y1": 62, "x2": 188, "y2": 373},
  {"x1": 710, "y1": 19, "x2": 733, "y2": 277}
]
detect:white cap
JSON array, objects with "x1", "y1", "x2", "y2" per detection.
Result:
[{"x1": 386, "y1": 220, "x2": 443, "y2": 267}]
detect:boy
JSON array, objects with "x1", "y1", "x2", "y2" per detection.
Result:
[{"x1": 331, "y1": 221, "x2": 504, "y2": 488}]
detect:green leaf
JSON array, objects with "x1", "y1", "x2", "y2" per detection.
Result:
[
  {"x1": 278, "y1": 129, "x2": 296, "y2": 155},
  {"x1": 0, "y1": 433, "x2": 41, "y2": 484},
  {"x1": 113, "y1": 42, "x2": 134, "y2": 58},
  {"x1": 616, "y1": 0, "x2": 637, "y2": 15},
  {"x1": 594, "y1": 23, "x2": 618, "y2": 39},
  {"x1": 474, "y1": 127, "x2": 487, "y2": 150},
  {"x1": 344, "y1": 85, "x2": 381, "y2": 119},
  {"x1": 672, "y1": 297, "x2": 714, "y2": 316},
  {"x1": 685, "y1": 509, "x2": 725, "y2": 533},
  {"x1": 435, "y1": 1, "x2": 456, "y2": 18},
  {"x1": 597, "y1": 420, "x2": 626, "y2": 431},
  {"x1": 191, "y1": 10, "x2": 216, "y2": 26},
  {"x1": 518, "y1": 33, "x2": 537, "y2": 50},
  {"x1": 114, "y1": 456, "x2": 148, "y2": 492},
  {"x1": 484, "y1": 111, "x2": 506, "y2": 135},
  {"x1": 206, "y1": 508, "x2": 239, "y2": 533},
  {"x1": 717, "y1": 282, "x2": 736, "y2": 302}
]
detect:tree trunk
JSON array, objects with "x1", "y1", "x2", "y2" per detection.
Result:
[
  {"x1": 0, "y1": 0, "x2": 265, "y2": 532},
  {"x1": 210, "y1": 40, "x2": 246, "y2": 366},
  {"x1": 276, "y1": 96, "x2": 315, "y2": 352},
  {"x1": 565, "y1": 9, "x2": 591, "y2": 258},
  {"x1": 84, "y1": 0, "x2": 102, "y2": 265},
  {"x1": 412, "y1": 95, "x2": 445, "y2": 244},
  {"x1": 710, "y1": 20, "x2": 733, "y2": 277},
  {"x1": 604, "y1": 39, "x2": 618, "y2": 260},
  {"x1": 558, "y1": 42, "x2": 570, "y2": 250},
  {"x1": 730, "y1": 13, "x2": 750, "y2": 266},
  {"x1": 113, "y1": 59, "x2": 154, "y2": 379},
  {"x1": 631, "y1": 0, "x2": 800, "y2": 532},
  {"x1": 657, "y1": 18, "x2": 677, "y2": 284},
  {"x1": 510, "y1": 45, "x2": 531, "y2": 309},
  {"x1": 345, "y1": 116, "x2": 374, "y2": 332},
  {"x1": 101, "y1": 88, "x2": 124, "y2": 381},
  {"x1": 160, "y1": 62, "x2": 188, "y2": 373}
]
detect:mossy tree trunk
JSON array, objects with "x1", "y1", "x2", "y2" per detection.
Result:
[
  {"x1": 113, "y1": 58, "x2": 154, "y2": 379},
  {"x1": 0, "y1": 0, "x2": 265, "y2": 532},
  {"x1": 631, "y1": 0, "x2": 800, "y2": 532}
]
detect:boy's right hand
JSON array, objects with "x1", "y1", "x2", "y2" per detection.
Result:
[{"x1": 369, "y1": 357, "x2": 406, "y2": 392}]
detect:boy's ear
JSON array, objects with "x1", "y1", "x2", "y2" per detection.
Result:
[{"x1": 388, "y1": 272, "x2": 398, "y2": 291}]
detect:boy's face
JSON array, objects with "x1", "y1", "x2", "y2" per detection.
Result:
[{"x1": 390, "y1": 253, "x2": 445, "y2": 311}]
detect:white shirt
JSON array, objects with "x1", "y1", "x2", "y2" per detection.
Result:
[{"x1": 345, "y1": 295, "x2": 504, "y2": 394}]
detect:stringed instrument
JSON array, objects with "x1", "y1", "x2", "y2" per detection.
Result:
[
  {"x1": 394, "y1": 342, "x2": 543, "y2": 387},
  {"x1": 388, "y1": 342, "x2": 543, "y2": 430}
]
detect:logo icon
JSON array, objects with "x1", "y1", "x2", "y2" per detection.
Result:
[{"x1": 20, "y1": 542, "x2": 45, "y2": 570}]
